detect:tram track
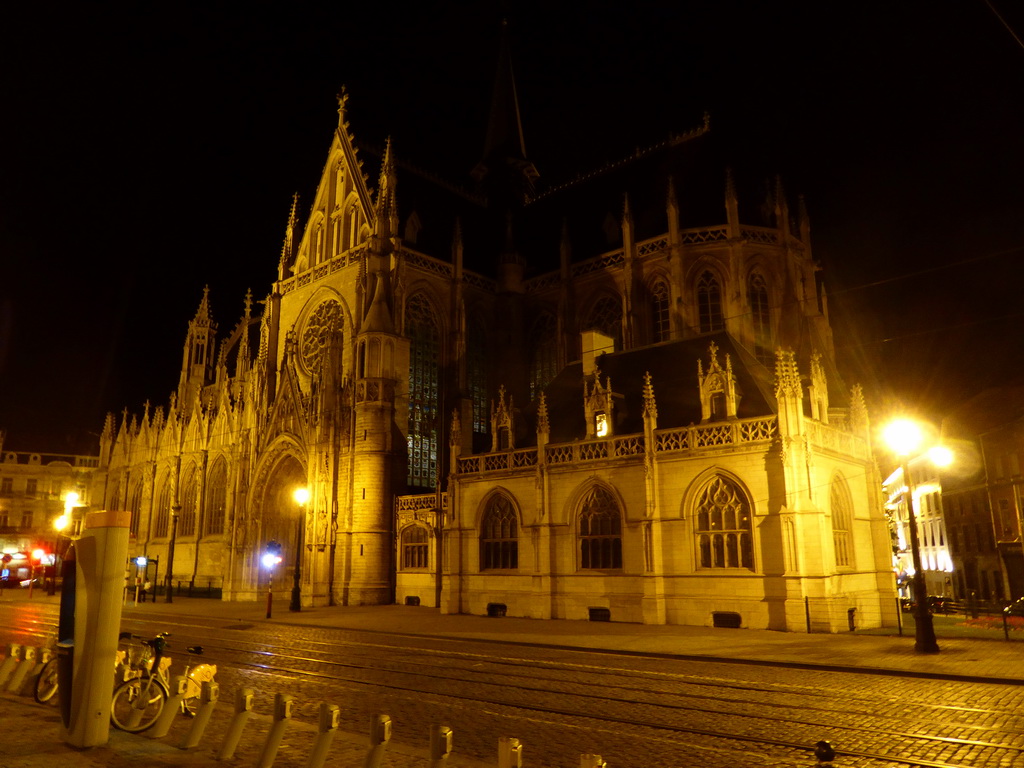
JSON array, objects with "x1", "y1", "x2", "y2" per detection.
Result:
[{"x1": 4, "y1": 602, "x2": 1022, "y2": 768}]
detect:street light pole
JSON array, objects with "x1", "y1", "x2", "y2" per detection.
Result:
[
  {"x1": 165, "y1": 505, "x2": 180, "y2": 604},
  {"x1": 290, "y1": 487, "x2": 309, "y2": 612},
  {"x1": 901, "y1": 460, "x2": 940, "y2": 654}
]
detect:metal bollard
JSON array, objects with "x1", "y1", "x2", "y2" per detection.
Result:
[
  {"x1": 305, "y1": 702, "x2": 340, "y2": 768},
  {"x1": 149, "y1": 674, "x2": 187, "y2": 738},
  {"x1": 0, "y1": 644, "x2": 21, "y2": 688},
  {"x1": 180, "y1": 680, "x2": 219, "y2": 749},
  {"x1": 217, "y1": 687, "x2": 254, "y2": 761},
  {"x1": 19, "y1": 647, "x2": 47, "y2": 696},
  {"x1": 7, "y1": 646, "x2": 36, "y2": 694},
  {"x1": 498, "y1": 737, "x2": 523, "y2": 768},
  {"x1": 362, "y1": 714, "x2": 392, "y2": 768},
  {"x1": 580, "y1": 755, "x2": 607, "y2": 768},
  {"x1": 429, "y1": 725, "x2": 453, "y2": 768},
  {"x1": 255, "y1": 693, "x2": 293, "y2": 768}
]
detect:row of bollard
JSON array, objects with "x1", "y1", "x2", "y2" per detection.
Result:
[
  {"x1": 0, "y1": 643, "x2": 48, "y2": 696},
  {"x1": 0, "y1": 643, "x2": 612, "y2": 767}
]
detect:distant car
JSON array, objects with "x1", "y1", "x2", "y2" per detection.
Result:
[
  {"x1": 927, "y1": 595, "x2": 956, "y2": 614},
  {"x1": 1004, "y1": 598, "x2": 1024, "y2": 617},
  {"x1": 899, "y1": 597, "x2": 915, "y2": 612}
]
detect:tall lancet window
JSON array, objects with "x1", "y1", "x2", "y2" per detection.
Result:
[
  {"x1": 587, "y1": 295, "x2": 623, "y2": 348},
  {"x1": 697, "y1": 271, "x2": 724, "y2": 333},
  {"x1": 128, "y1": 483, "x2": 143, "y2": 538},
  {"x1": 154, "y1": 478, "x2": 171, "y2": 538},
  {"x1": 205, "y1": 459, "x2": 227, "y2": 536},
  {"x1": 406, "y1": 293, "x2": 440, "y2": 490},
  {"x1": 179, "y1": 465, "x2": 198, "y2": 537},
  {"x1": 468, "y1": 319, "x2": 488, "y2": 435},
  {"x1": 650, "y1": 278, "x2": 670, "y2": 343},
  {"x1": 749, "y1": 272, "x2": 772, "y2": 364},
  {"x1": 528, "y1": 312, "x2": 558, "y2": 400}
]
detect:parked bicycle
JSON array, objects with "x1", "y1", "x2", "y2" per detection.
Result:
[
  {"x1": 109, "y1": 631, "x2": 217, "y2": 733},
  {"x1": 34, "y1": 642, "x2": 128, "y2": 704}
]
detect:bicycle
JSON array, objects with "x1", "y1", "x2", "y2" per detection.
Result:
[
  {"x1": 34, "y1": 642, "x2": 128, "y2": 704},
  {"x1": 109, "y1": 632, "x2": 217, "y2": 733}
]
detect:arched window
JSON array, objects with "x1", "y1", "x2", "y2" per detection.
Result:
[
  {"x1": 586, "y1": 295, "x2": 622, "y2": 348},
  {"x1": 830, "y1": 475, "x2": 854, "y2": 568},
  {"x1": 578, "y1": 486, "x2": 623, "y2": 570},
  {"x1": 401, "y1": 525, "x2": 430, "y2": 569},
  {"x1": 695, "y1": 475, "x2": 753, "y2": 569},
  {"x1": 697, "y1": 271, "x2": 724, "y2": 333},
  {"x1": 749, "y1": 272, "x2": 772, "y2": 364},
  {"x1": 468, "y1": 319, "x2": 488, "y2": 435},
  {"x1": 178, "y1": 465, "x2": 198, "y2": 537},
  {"x1": 650, "y1": 278, "x2": 670, "y2": 343},
  {"x1": 528, "y1": 312, "x2": 558, "y2": 400},
  {"x1": 154, "y1": 479, "x2": 171, "y2": 538},
  {"x1": 128, "y1": 482, "x2": 143, "y2": 538},
  {"x1": 205, "y1": 459, "x2": 227, "y2": 536},
  {"x1": 480, "y1": 494, "x2": 518, "y2": 570},
  {"x1": 406, "y1": 293, "x2": 440, "y2": 490}
]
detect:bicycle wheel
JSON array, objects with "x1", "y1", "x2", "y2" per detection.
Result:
[
  {"x1": 110, "y1": 674, "x2": 168, "y2": 732},
  {"x1": 33, "y1": 659, "x2": 59, "y2": 704}
]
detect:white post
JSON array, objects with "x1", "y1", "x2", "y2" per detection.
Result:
[
  {"x1": 362, "y1": 715, "x2": 392, "y2": 768},
  {"x1": 429, "y1": 725, "x2": 453, "y2": 768},
  {"x1": 305, "y1": 702, "x2": 340, "y2": 768},
  {"x1": 181, "y1": 680, "x2": 219, "y2": 749},
  {"x1": 62, "y1": 510, "x2": 130, "y2": 748},
  {"x1": 217, "y1": 687, "x2": 254, "y2": 760},
  {"x1": 256, "y1": 693, "x2": 293, "y2": 768}
]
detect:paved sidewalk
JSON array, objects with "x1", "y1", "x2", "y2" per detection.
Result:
[{"x1": 1, "y1": 590, "x2": 1022, "y2": 768}]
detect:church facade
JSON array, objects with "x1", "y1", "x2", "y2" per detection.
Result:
[{"x1": 97, "y1": 52, "x2": 898, "y2": 631}]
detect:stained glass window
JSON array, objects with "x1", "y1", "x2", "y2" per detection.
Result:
[
  {"x1": 831, "y1": 475, "x2": 854, "y2": 568},
  {"x1": 205, "y1": 459, "x2": 227, "y2": 536},
  {"x1": 749, "y1": 272, "x2": 772, "y2": 364},
  {"x1": 154, "y1": 479, "x2": 171, "y2": 538},
  {"x1": 406, "y1": 293, "x2": 440, "y2": 490},
  {"x1": 480, "y1": 494, "x2": 518, "y2": 570},
  {"x1": 401, "y1": 525, "x2": 429, "y2": 569},
  {"x1": 697, "y1": 271, "x2": 724, "y2": 333},
  {"x1": 529, "y1": 312, "x2": 558, "y2": 400},
  {"x1": 179, "y1": 466, "x2": 197, "y2": 537},
  {"x1": 579, "y1": 486, "x2": 622, "y2": 570},
  {"x1": 650, "y1": 278, "x2": 670, "y2": 343},
  {"x1": 129, "y1": 483, "x2": 143, "y2": 537},
  {"x1": 586, "y1": 295, "x2": 622, "y2": 348},
  {"x1": 468, "y1": 319, "x2": 488, "y2": 435},
  {"x1": 695, "y1": 475, "x2": 753, "y2": 569}
]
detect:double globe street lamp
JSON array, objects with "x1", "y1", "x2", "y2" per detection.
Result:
[{"x1": 882, "y1": 418, "x2": 953, "y2": 655}]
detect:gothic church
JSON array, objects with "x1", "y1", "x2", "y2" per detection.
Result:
[{"x1": 98, "y1": 38, "x2": 897, "y2": 632}]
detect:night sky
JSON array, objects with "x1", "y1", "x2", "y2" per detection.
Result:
[{"x1": 2, "y1": 2, "x2": 1023, "y2": 452}]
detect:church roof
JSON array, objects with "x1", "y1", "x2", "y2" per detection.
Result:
[{"x1": 519, "y1": 331, "x2": 778, "y2": 445}]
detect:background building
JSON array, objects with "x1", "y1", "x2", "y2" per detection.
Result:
[
  {"x1": 98, "y1": 41, "x2": 898, "y2": 630},
  {"x1": 0, "y1": 432, "x2": 97, "y2": 584}
]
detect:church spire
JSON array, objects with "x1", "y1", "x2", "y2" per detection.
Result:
[
  {"x1": 373, "y1": 137, "x2": 399, "y2": 246},
  {"x1": 472, "y1": 18, "x2": 539, "y2": 199}
]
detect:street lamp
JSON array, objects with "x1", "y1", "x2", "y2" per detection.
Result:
[
  {"x1": 50, "y1": 492, "x2": 77, "y2": 596},
  {"x1": 883, "y1": 418, "x2": 953, "y2": 655},
  {"x1": 165, "y1": 504, "x2": 180, "y2": 603},
  {"x1": 262, "y1": 541, "x2": 282, "y2": 618},
  {"x1": 290, "y1": 487, "x2": 309, "y2": 612}
]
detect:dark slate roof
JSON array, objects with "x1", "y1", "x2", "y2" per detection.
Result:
[{"x1": 514, "y1": 331, "x2": 778, "y2": 446}]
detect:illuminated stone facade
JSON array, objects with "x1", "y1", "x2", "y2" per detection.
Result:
[{"x1": 98, "y1": 53, "x2": 898, "y2": 630}]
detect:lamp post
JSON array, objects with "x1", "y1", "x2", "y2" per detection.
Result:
[
  {"x1": 262, "y1": 542, "x2": 282, "y2": 618},
  {"x1": 165, "y1": 504, "x2": 180, "y2": 603},
  {"x1": 290, "y1": 487, "x2": 309, "y2": 612},
  {"x1": 883, "y1": 418, "x2": 952, "y2": 655},
  {"x1": 50, "y1": 492, "x2": 77, "y2": 596}
]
